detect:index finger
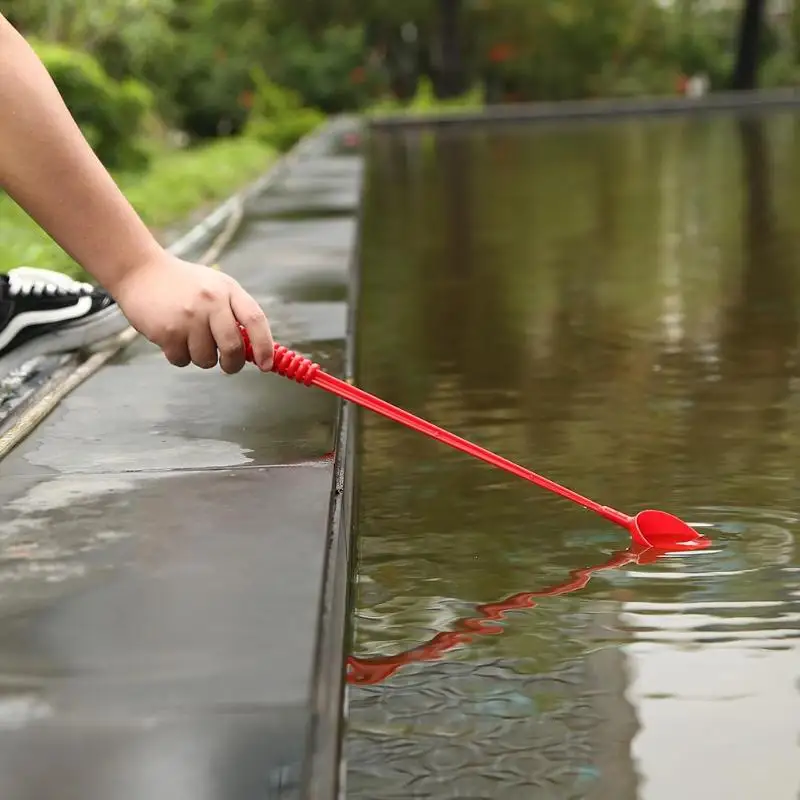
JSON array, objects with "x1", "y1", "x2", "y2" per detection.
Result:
[{"x1": 230, "y1": 286, "x2": 274, "y2": 371}]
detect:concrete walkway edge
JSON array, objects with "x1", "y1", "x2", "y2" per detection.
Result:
[{"x1": 304, "y1": 143, "x2": 364, "y2": 799}]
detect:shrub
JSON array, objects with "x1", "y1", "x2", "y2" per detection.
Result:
[
  {"x1": 760, "y1": 50, "x2": 800, "y2": 88},
  {"x1": 247, "y1": 111, "x2": 324, "y2": 152},
  {"x1": 668, "y1": 30, "x2": 733, "y2": 90},
  {"x1": 369, "y1": 77, "x2": 483, "y2": 115},
  {"x1": 30, "y1": 40, "x2": 153, "y2": 170},
  {"x1": 167, "y1": 43, "x2": 254, "y2": 140},
  {"x1": 244, "y1": 70, "x2": 325, "y2": 152},
  {"x1": 587, "y1": 61, "x2": 676, "y2": 98},
  {"x1": 266, "y1": 25, "x2": 386, "y2": 113}
]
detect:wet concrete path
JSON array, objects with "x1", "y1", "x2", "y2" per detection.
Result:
[{"x1": 0, "y1": 120, "x2": 361, "y2": 799}]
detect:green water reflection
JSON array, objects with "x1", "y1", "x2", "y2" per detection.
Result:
[{"x1": 346, "y1": 114, "x2": 800, "y2": 799}]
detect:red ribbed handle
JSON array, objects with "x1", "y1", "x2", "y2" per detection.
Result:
[{"x1": 239, "y1": 330, "x2": 317, "y2": 384}]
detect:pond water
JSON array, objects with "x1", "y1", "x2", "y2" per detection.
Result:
[{"x1": 344, "y1": 113, "x2": 800, "y2": 799}]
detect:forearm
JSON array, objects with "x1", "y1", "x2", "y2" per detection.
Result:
[{"x1": 0, "y1": 15, "x2": 162, "y2": 291}]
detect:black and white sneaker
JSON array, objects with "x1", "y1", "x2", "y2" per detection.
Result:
[{"x1": 0, "y1": 268, "x2": 129, "y2": 358}]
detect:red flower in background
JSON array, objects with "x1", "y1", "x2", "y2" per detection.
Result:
[
  {"x1": 349, "y1": 66, "x2": 366, "y2": 84},
  {"x1": 488, "y1": 42, "x2": 515, "y2": 63}
]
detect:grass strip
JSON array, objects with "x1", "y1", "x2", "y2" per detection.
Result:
[{"x1": 0, "y1": 136, "x2": 276, "y2": 279}]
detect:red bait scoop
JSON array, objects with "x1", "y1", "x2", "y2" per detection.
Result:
[{"x1": 239, "y1": 329, "x2": 710, "y2": 551}]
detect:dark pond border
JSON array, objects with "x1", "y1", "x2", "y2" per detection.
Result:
[
  {"x1": 368, "y1": 87, "x2": 800, "y2": 130},
  {"x1": 302, "y1": 123, "x2": 364, "y2": 800}
]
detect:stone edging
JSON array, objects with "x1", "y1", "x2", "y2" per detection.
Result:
[
  {"x1": 368, "y1": 87, "x2": 800, "y2": 129},
  {"x1": 304, "y1": 128, "x2": 364, "y2": 800}
]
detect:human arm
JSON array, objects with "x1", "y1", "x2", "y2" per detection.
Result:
[{"x1": 0, "y1": 14, "x2": 273, "y2": 372}]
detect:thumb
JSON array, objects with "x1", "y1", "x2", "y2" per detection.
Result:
[{"x1": 230, "y1": 286, "x2": 274, "y2": 371}]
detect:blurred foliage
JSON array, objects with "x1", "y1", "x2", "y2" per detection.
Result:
[
  {"x1": 1, "y1": 0, "x2": 799, "y2": 177},
  {"x1": 245, "y1": 68, "x2": 325, "y2": 152},
  {"x1": 265, "y1": 25, "x2": 387, "y2": 112},
  {"x1": 5, "y1": 0, "x2": 800, "y2": 146},
  {"x1": 369, "y1": 76, "x2": 483, "y2": 116},
  {"x1": 29, "y1": 39, "x2": 153, "y2": 169},
  {"x1": 0, "y1": 136, "x2": 276, "y2": 278}
]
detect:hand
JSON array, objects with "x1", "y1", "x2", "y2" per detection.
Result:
[{"x1": 112, "y1": 252, "x2": 274, "y2": 374}]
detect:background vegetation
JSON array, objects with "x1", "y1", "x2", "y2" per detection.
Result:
[
  {"x1": 5, "y1": 0, "x2": 799, "y2": 155},
  {"x1": 0, "y1": 0, "x2": 797, "y2": 273}
]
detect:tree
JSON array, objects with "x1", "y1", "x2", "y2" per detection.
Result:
[
  {"x1": 434, "y1": 0, "x2": 468, "y2": 98},
  {"x1": 731, "y1": 0, "x2": 767, "y2": 89}
]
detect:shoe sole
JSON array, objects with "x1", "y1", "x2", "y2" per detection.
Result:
[
  {"x1": 0, "y1": 305, "x2": 131, "y2": 372},
  {"x1": 48, "y1": 304, "x2": 131, "y2": 353}
]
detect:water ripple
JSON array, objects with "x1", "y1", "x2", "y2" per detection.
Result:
[{"x1": 609, "y1": 505, "x2": 800, "y2": 649}]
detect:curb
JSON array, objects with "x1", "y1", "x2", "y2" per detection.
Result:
[
  {"x1": 367, "y1": 87, "x2": 800, "y2": 129},
  {"x1": 304, "y1": 120, "x2": 364, "y2": 800},
  {"x1": 0, "y1": 118, "x2": 350, "y2": 461}
]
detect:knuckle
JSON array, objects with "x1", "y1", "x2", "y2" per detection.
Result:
[
  {"x1": 152, "y1": 324, "x2": 174, "y2": 345},
  {"x1": 242, "y1": 308, "x2": 265, "y2": 327},
  {"x1": 219, "y1": 338, "x2": 243, "y2": 356},
  {"x1": 199, "y1": 285, "x2": 219, "y2": 304}
]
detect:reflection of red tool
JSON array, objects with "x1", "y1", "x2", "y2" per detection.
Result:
[
  {"x1": 239, "y1": 328, "x2": 709, "y2": 551},
  {"x1": 346, "y1": 545, "x2": 663, "y2": 686}
]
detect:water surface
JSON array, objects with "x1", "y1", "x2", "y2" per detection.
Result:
[{"x1": 346, "y1": 114, "x2": 800, "y2": 799}]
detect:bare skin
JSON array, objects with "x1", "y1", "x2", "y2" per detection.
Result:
[{"x1": 0, "y1": 14, "x2": 273, "y2": 373}]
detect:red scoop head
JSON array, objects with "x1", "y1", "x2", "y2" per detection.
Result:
[{"x1": 632, "y1": 509, "x2": 710, "y2": 550}]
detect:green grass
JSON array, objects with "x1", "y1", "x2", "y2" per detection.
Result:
[
  {"x1": 367, "y1": 77, "x2": 484, "y2": 118},
  {"x1": 0, "y1": 136, "x2": 277, "y2": 278}
]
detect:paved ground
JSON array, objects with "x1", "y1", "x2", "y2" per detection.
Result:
[{"x1": 0, "y1": 123, "x2": 362, "y2": 799}]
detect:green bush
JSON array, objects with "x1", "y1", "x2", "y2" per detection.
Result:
[
  {"x1": 30, "y1": 40, "x2": 153, "y2": 170},
  {"x1": 244, "y1": 70, "x2": 324, "y2": 152},
  {"x1": 0, "y1": 136, "x2": 277, "y2": 279},
  {"x1": 167, "y1": 43, "x2": 254, "y2": 140},
  {"x1": 249, "y1": 71, "x2": 305, "y2": 118},
  {"x1": 760, "y1": 51, "x2": 800, "y2": 88},
  {"x1": 369, "y1": 77, "x2": 483, "y2": 115},
  {"x1": 267, "y1": 25, "x2": 386, "y2": 112},
  {"x1": 586, "y1": 61, "x2": 676, "y2": 98},
  {"x1": 247, "y1": 111, "x2": 323, "y2": 152},
  {"x1": 90, "y1": 27, "x2": 254, "y2": 141},
  {"x1": 668, "y1": 30, "x2": 733, "y2": 89}
]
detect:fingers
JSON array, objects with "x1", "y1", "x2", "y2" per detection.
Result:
[
  {"x1": 209, "y1": 301, "x2": 246, "y2": 375},
  {"x1": 230, "y1": 286, "x2": 274, "y2": 371},
  {"x1": 148, "y1": 267, "x2": 271, "y2": 374},
  {"x1": 163, "y1": 340, "x2": 191, "y2": 368}
]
